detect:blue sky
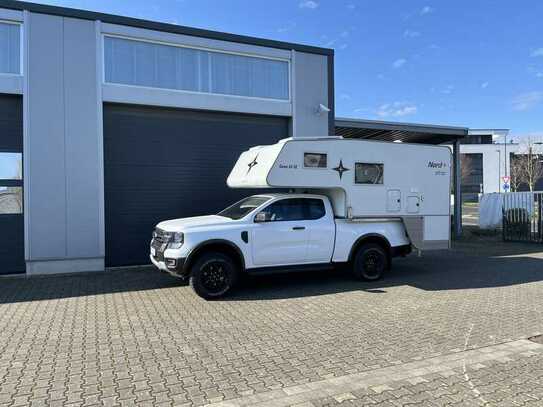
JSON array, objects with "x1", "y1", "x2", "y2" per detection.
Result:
[{"x1": 28, "y1": 0, "x2": 543, "y2": 140}]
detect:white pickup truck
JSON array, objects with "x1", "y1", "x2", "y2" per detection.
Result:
[{"x1": 150, "y1": 193, "x2": 411, "y2": 299}]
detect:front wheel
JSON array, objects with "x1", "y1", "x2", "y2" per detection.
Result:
[
  {"x1": 189, "y1": 252, "x2": 239, "y2": 299},
  {"x1": 352, "y1": 243, "x2": 388, "y2": 281}
]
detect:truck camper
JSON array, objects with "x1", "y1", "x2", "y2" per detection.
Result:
[{"x1": 151, "y1": 137, "x2": 452, "y2": 299}]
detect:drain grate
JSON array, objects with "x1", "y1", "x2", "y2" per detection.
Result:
[{"x1": 529, "y1": 335, "x2": 543, "y2": 344}]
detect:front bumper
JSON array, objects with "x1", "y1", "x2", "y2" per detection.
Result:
[{"x1": 150, "y1": 254, "x2": 187, "y2": 278}]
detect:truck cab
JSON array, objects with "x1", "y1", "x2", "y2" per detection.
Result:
[{"x1": 151, "y1": 193, "x2": 411, "y2": 299}]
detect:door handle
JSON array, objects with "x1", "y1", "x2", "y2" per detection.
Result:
[{"x1": 292, "y1": 226, "x2": 305, "y2": 231}]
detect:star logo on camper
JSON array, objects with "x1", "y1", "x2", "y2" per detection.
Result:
[
  {"x1": 333, "y1": 160, "x2": 350, "y2": 179},
  {"x1": 247, "y1": 154, "x2": 259, "y2": 174}
]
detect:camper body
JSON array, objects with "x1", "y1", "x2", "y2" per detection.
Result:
[
  {"x1": 228, "y1": 137, "x2": 452, "y2": 250},
  {"x1": 150, "y1": 137, "x2": 451, "y2": 299}
]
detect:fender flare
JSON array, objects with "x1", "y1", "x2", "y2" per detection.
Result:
[
  {"x1": 184, "y1": 239, "x2": 246, "y2": 274},
  {"x1": 347, "y1": 233, "x2": 392, "y2": 263}
]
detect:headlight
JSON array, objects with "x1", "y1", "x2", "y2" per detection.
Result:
[{"x1": 168, "y1": 232, "x2": 184, "y2": 249}]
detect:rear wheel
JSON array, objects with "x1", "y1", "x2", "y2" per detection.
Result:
[
  {"x1": 189, "y1": 252, "x2": 239, "y2": 299},
  {"x1": 352, "y1": 243, "x2": 388, "y2": 281}
]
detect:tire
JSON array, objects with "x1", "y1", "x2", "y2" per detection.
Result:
[
  {"x1": 352, "y1": 243, "x2": 388, "y2": 281},
  {"x1": 189, "y1": 252, "x2": 239, "y2": 299}
]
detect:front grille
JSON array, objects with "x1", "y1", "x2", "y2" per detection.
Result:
[{"x1": 151, "y1": 228, "x2": 171, "y2": 261}]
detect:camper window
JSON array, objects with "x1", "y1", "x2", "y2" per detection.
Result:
[
  {"x1": 304, "y1": 153, "x2": 327, "y2": 168},
  {"x1": 355, "y1": 163, "x2": 384, "y2": 185}
]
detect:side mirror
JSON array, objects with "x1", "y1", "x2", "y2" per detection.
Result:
[{"x1": 254, "y1": 212, "x2": 270, "y2": 223}]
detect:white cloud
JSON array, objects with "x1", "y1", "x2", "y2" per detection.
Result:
[
  {"x1": 347, "y1": 4, "x2": 356, "y2": 9},
  {"x1": 339, "y1": 43, "x2": 348, "y2": 50},
  {"x1": 376, "y1": 102, "x2": 418, "y2": 118},
  {"x1": 512, "y1": 91, "x2": 543, "y2": 111},
  {"x1": 420, "y1": 6, "x2": 433, "y2": 15},
  {"x1": 530, "y1": 48, "x2": 543, "y2": 57},
  {"x1": 403, "y1": 29, "x2": 421, "y2": 38},
  {"x1": 299, "y1": 0, "x2": 319, "y2": 9},
  {"x1": 392, "y1": 58, "x2": 407, "y2": 68},
  {"x1": 339, "y1": 93, "x2": 351, "y2": 100},
  {"x1": 481, "y1": 81, "x2": 489, "y2": 89}
]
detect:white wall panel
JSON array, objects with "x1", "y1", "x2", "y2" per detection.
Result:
[
  {"x1": 102, "y1": 83, "x2": 292, "y2": 116},
  {"x1": 291, "y1": 51, "x2": 329, "y2": 138},
  {"x1": 26, "y1": 13, "x2": 102, "y2": 271},
  {"x1": 63, "y1": 17, "x2": 102, "y2": 259},
  {"x1": 26, "y1": 13, "x2": 66, "y2": 260}
]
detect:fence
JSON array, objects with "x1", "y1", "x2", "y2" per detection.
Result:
[{"x1": 502, "y1": 192, "x2": 543, "y2": 243}]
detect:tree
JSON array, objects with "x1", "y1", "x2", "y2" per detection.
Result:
[
  {"x1": 510, "y1": 156, "x2": 523, "y2": 192},
  {"x1": 513, "y1": 138, "x2": 543, "y2": 192}
]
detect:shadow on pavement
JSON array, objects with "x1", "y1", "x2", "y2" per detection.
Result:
[
  {"x1": 225, "y1": 250, "x2": 543, "y2": 301},
  {"x1": 0, "y1": 241, "x2": 541, "y2": 304},
  {"x1": 0, "y1": 268, "x2": 183, "y2": 305}
]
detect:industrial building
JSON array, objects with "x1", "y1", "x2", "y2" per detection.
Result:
[
  {"x1": 461, "y1": 129, "x2": 543, "y2": 201},
  {"x1": 0, "y1": 1, "x2": 467, "y2": 276}
]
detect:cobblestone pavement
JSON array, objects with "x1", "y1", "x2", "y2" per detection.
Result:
[
  {"x1": 0, "y1": 238, "x2": 542, "y2": 406},
  {"x1": 207, "y1": 339, "x2": 543, "y2": 407},
  {"x1": 306, "y1": 346, "x2": 543, "y2": 407}
]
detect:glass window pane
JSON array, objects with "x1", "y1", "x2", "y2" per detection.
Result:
[
  {"x1": 264, "y1": 199, "x2": 305, "y2": 222},
  {"x1": 0, "y1": 23, "x2": 21, "y2": 75},
  {"x1": 0, "y1": 153, "x2": 22, "y2": 180},
  {"x1": 218, "y1": 196, "x2": 270, "y2": 220},
  {"x1": 355, "y1": 163, "x2": 384, "y2": 184},
  {"x1": 104, "y1": 36, "x2": 289, "y2": 100},
  {"x1": 0, "y1": 186, "x2": 22, "y2": 214},
  {"x1": 305, "y1": 199, "x2": 326, "y2": 220},
  {"x1": 304, "y1": 153, "x2": 327, "y2": 168}
]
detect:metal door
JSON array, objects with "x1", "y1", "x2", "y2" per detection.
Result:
[
  {"x1": 407, "y1": 195, "x2": 420, "y2": 213},
  {"x1": 387, "y1": 189, "x2": 401, "y2": 212},
  {"x1": 103, "y1": 104, "x2": 288, "y2": 267}
]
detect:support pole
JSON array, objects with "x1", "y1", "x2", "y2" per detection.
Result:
[{"x1": 453, "y1": 140, "x2": 462, "y2": 238}]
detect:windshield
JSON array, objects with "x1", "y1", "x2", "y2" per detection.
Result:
[{"x1": 218, "y1": 196, "x2": 271, "y2": 220}]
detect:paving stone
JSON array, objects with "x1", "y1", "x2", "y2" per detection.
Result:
[{"x1": 0, "y1": 239, "x2": 542, "y2": 406}]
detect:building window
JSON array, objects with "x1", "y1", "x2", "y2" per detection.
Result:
[
  {"x1": 0, "y1": 186, "x2": 22, "y2": 214},
  {"x1": 304, "y1": 153, "x2": 327, "y2": 168},
  {"x1": 355, "y1": 163, "x2": 384, "y2": 184},
  {"x1": 0, "y1": 22, "x2": 21, "y2": 75},
  {"x1": 0, "y1": 153, "x2": 22, "y2": 180},
  {"x1": 104, "y1": 36, "x2": 290, "y2": 101},
  {"x1": 0, "y1": 153, "x2": 23, "y2": 215},
  {"x1": 460, "y1": 153, "x2": 483, "y2": 202}
]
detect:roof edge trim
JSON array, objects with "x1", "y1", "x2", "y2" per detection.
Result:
[{"x1": 1, "y1": 0, "x2": 334, "y2": 56}]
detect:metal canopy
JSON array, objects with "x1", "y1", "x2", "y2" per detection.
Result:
[
  {"x1": 335, "y1": 117, "x2": 467, "y2": 238},
  {"x1": 335, "y1": 117, "x2": 468, "y2": 145}
]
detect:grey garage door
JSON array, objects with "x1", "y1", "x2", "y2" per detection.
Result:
[
  {"x1": 104, "y1": 104, "x2": 288, "y2": 267},
  {"x1": 0, "y1": 94, "x2": 24, "y2": 274}
]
